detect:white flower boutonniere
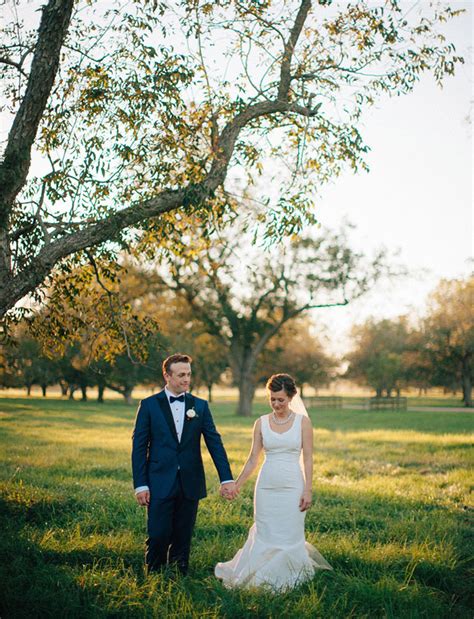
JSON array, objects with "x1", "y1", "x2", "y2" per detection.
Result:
[{"x1": 186, "y1": 408, "x2": 198, "y2": 419}]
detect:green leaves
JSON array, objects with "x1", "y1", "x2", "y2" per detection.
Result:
[{"x1": 1, "y1": 0, "x2": 465, "y2": 318}]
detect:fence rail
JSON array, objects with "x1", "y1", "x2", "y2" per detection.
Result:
[
  {"x1": 305, "y1": 396, "x2": 343, "y2": 409},
  {"x1": 369, "y1": 397, "x2": 407, "y2": 411}
]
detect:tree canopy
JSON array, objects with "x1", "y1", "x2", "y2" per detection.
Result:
[
  {"x1": 0, "y1": 0, "x2": 464, "y2": 318},
  {"x1": 423, "y1": 277, "x2": 473, "y2": 407},
  {"x1": 158, "y1": 223, "x2": 388, "y2": 414}
]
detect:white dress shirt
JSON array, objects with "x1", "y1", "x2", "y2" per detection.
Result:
[{"x1": 165, "y1": 386, "x2": 186, "y2": 441}]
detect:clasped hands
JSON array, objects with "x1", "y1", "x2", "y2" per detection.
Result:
[{"x1": 219, "y1": 481, "x2": 239, "y2": 500}]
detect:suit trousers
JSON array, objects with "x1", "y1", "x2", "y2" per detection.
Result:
[{"x1": 146, "y1": 473, "x2": 199, "y2": 575}]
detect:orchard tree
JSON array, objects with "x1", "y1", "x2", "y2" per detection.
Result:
[
  {"x1": 1, "y1": 323, "x2": 61, "y2": 395},
  {"x1": 258, "y1": 317, "x2": 336, "y2": 397},
  {"x1": 159, "y1": 226, "x2": 388, "y2": 415},
  {"x1": 401, "y1": 328, "x2": 434, "y2": 396},
  {"x1": 30, "y1": 261, "x2": 165, "y2": 401},
  {"x1": 423, "y1": 277, "x2": 473, "y2": 407},
  {"x1": 346, "y1": 316, "x2": 410, "y2": 397},
  {"x1": 0, "y1": 0, "x2": 464, "y2": 318}
]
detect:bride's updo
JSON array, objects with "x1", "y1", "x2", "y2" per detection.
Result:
[{"x1": 266, "y1": 373, "x2": 297, "y2": 398}]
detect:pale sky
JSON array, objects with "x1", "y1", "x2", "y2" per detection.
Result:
[{"x1": 307, "y1": 1, "x2": 473, "y2": 352}]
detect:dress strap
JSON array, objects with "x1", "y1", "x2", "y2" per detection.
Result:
[
  {"x1": 259, "y1": 414, "x2": 270, "y2": 437},
  {"x1": 293, "y1": 412, "x2": 303, "y2": 432}
]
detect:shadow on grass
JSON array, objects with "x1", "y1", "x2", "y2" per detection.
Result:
[{"x1": 0, "y1": 484, "x2": 472, "y2": 619}]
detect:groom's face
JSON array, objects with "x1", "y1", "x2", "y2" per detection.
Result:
[{"x1": 164, "y1": 362, "x2": 192, "y2": 395}]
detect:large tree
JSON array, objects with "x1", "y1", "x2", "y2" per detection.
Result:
[
  {"x1": 159, "y1": 226, "x2": 388, "y2": 415},
  {"x1": 346, "y1": 316, "x2": 411, "y2": 397},
  {"x1": 0, "y1": 0, "x2": 463, "y2": 318},
  {"x1": 257, "y1": 317, "x2": 336, "y2": 397},
  {"x1": 422, "y1": 277, "x2": 473, "y2": 407}
]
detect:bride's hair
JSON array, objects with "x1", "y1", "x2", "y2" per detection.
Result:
[{"x1": 266, "y1": 374, "x2": 297, "y2": 398}]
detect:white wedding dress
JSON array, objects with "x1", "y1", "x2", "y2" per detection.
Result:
[{"x1": 215, "y1": 413, "x2": 332, "y2": 591}]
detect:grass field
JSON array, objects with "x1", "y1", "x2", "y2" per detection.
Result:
[{"x1": 0, "y1": 397, "x2": 472, "y2": 618}]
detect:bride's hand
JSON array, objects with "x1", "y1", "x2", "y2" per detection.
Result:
[{"x1": 299, "y1": 490, "x2": 312, "y2": 512}]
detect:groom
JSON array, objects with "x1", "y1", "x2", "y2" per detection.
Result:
[{"x1": 132, "y1": 353, "x2": 236, "y2": 575}]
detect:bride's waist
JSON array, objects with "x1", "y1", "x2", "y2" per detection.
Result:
[{"x1": 263, "y1": 453, "x2": 300, "y2": 464}]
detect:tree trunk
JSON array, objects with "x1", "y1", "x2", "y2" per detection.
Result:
[
  {"x1": 80, "y1": 385, "x2": 87, "y2": 401},
  {"x1": 236, "y1": 368, "x2": 257, "y2": 416},
  {"x1": 123, "y1": 387, "x2": 133, "y2": 405},
  {"x1": 237, "y1": 378, "x2": 256, "y2": 416},
  {"x1": 68, "y1": 385, "x2": 76, "y2": 400},
  {"x1": 26, "y1": 383, "x2": 32, "y2": 396},
  {"x1": 59, "y1": 381, "x2": 68, "y2": 396},
  {"x1": 376, "y1": 387, "x2": 382, "y2": 398},
  {"x1": 41, "y1": 384, "x2": 47, "y2": 397},
  {"x1": 207, "y1": 383, "x2": 213, "y2": 402},
  {"x1": 97, "y1": 382, "x2": 105, "y2": 403},
  {"x1": 300, "y1": 384, "x2": 305, "y2": 398},
  {"x1": 461, "y1": 354, "x2": 472, "y2": 407}
]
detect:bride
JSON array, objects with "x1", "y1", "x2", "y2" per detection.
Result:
[{"x1": 215, "y1": 373, "x2": 332, "y2": 591}]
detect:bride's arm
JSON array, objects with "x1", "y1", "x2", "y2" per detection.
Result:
[
  {"x1": 235, "y1": 418, "x2": 263, "y2": 491},
  {"x1": 300, "y1": 416, "x2": 313, "y2": 511}
]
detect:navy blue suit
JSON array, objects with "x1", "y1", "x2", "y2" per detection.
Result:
[{"x1": 131, "y1": 390, "x2": 233, "y2": 573}]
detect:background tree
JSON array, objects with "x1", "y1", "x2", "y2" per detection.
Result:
[
  {"x1": 3, "y1": 325, "x2": 59, "y2": 396},
  {"x1": 346, "y1": 316, "x2": 411, "y2": 397},
  {"x1": 101, "y1": 339, "x2": 164, "y2": 404},
  {"x1": 30, "y1": 261, "x2": 165, "y2": 402},
  {"x1": 422, "y1": 277, "x2": 473, "y2": 407},
  {"x1": 0, "y1": 0, "x2": 463, "y2": 317},
  {"x1": 159, "y1": 225, "x2": 388, "y2": 415},
  {"x1": 181, "y1": 333, "x2": 228, "y2": 403},
  {"x1": 400, "y1": 328, "x2": 434, "y2": 396},
  {"x1": 56, "y1": 344, "x2": 94, "y2": 401},
  {"x1": 258, "y1": 317, "x2": 336, "y2": 397}
]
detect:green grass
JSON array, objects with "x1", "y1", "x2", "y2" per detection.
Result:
[{"x1": 0, "y1": 398, "x2": 472, "y2": 618}]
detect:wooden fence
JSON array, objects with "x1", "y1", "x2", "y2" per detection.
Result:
[{"x1": 369, "y1": 397, "x2": 407, "y2": 411}]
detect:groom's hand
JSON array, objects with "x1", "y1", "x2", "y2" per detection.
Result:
[
  {"x1": 220, "y1": 482, "x2": 237, "y2": 500},
  {"x1": 136, "y1": 490, "x2": 150, "y2": 507}
]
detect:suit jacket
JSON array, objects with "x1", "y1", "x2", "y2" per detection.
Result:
[{"x1": 131, "y1": 390, "x2": 233, "y2": 500}]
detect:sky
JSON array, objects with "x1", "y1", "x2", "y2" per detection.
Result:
[{"x1": 306, "y1": 1, "x2": 473, "y2": 352}]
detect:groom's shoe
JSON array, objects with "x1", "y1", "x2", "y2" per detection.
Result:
[
  {"x1": 177, "y1": 563, "x2": 189, "y2": 576},
  {"x1": 169, "y1": 560, "x2": 188, "y2": 576}
]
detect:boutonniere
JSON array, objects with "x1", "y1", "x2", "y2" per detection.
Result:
[{"x1": 186, "y1": 408, "x2": 198, "y2": 419}]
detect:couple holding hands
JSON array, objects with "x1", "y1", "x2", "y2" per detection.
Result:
[{"x1": 131, "y1": 353, "x2": 331, "y2": 592}]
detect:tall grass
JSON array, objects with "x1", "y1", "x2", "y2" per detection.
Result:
[{"x1": 0, "y1": 398, "x2": 472, "y2": 618}]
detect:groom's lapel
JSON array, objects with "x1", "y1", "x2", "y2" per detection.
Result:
[
  {"x1": 156, "y1": 390, "x2": 178, "y2": 443},
  {"x1": 180, "y1": 393, "x2": 195, "y2": 445}
]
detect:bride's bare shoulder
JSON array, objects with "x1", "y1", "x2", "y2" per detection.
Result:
[{"x1": 254, "y1": 414, "x2": 269, "y2": 428}]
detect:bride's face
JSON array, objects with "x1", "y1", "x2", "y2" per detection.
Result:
[{"x1": 269, "y1": 389, "x2": 292, "y2": 414}]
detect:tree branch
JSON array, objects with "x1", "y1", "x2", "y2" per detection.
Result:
[
  {"x1": 0, "y1": 1, "x2": 317, "y2": 317},
  {"x1": 278, "y1": 0, "x2": 312, "y2": 100},
  {"x1": 0, "y1": 55, "x2": 28, "y2": 77},
  {"x1": 0, "y1": 0, "x2": 75, "y2": 222},
  {"x1": 0, "y1": 0, "x2": 74, "y2": 308}
]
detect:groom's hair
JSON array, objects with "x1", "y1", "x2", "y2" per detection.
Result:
[{"x1": 163, "y1": 353, "x2": 193, "y2": 375}]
